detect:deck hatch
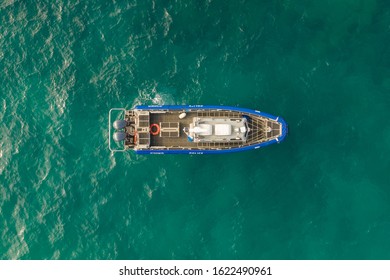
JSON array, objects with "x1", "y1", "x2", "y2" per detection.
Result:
[
  {"x1": 159, "y1": 122, "x2": 180, "y2": 138},
  {"x1": 138, "y1": 132, "x2": 150, "y2": 145},
  {"x1": 138, "y1": 113, "x2": 150, "y2": 128}
]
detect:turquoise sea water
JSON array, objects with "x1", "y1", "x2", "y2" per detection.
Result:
[{"x1": 1, "y1": 0, "x2": 390, "y2": 259}]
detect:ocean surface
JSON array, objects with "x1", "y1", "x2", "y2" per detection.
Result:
[{"x1": 1, "y1": 0, "x2": 390, "y2": 260}]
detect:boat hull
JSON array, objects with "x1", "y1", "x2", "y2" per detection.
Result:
[{"x1": 132, "y1": 105, "x2": 287, "y2": 154}]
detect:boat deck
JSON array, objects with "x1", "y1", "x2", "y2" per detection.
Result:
[
  {"x1": 149, "y1": 112, "x2": 197, "y2": 148},
  {"x1": 143, "y1": 110, "x2": 281, "y2": 150}
]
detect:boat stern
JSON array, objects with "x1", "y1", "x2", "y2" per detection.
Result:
[{"x1": 108, "y1": 108, "x2": 128, "y2": 152}]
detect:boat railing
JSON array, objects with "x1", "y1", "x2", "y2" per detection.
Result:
[
  {"x1": 197, "y1": 110, "x2": 241, "y2": 118},
  {"x1": 108, "y1": 108, "x2": 127, "y2": 152}
]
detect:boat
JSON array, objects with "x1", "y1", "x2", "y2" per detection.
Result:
[{"x1": 108, "y1": 105, "x2": 287, "y2": 154}]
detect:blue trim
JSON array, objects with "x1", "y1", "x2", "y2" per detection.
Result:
[
  {"x1": 133, "y1": 105, "x2": 288, "y2": 154},
  {"x1": 135, "y1": 139, "x2": 278, "y2": 155},
  {"x1": 135, "y1": 105, "x2": 280, "y2": 120}
]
